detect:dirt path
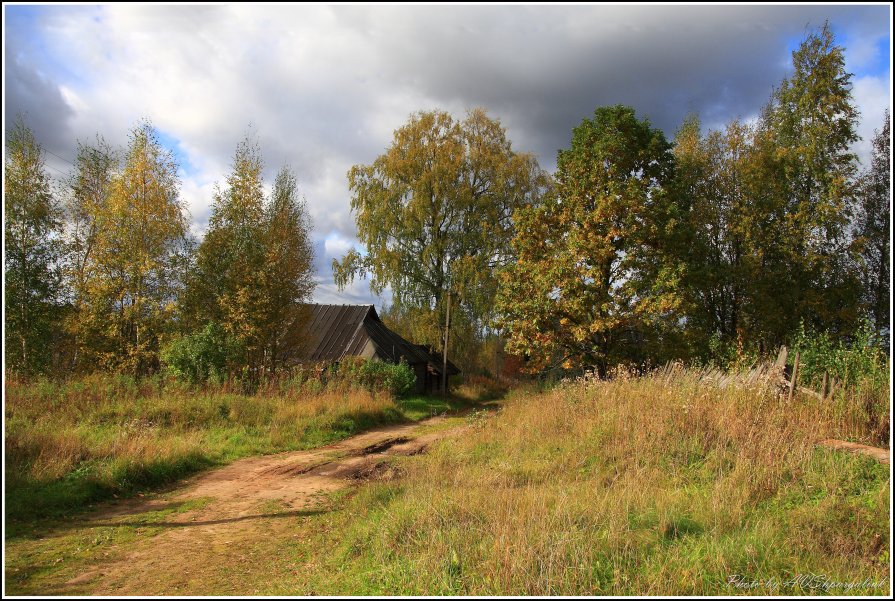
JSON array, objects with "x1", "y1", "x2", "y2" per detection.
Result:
[
  {"x1": 46, "y1": 413, "x2": 471, "y2": 594},
  {"x1": 818, "y1": 438, "x2": 890, "y2": 464}
]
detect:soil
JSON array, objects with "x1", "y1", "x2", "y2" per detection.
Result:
[
  {"x1": 55, "y1": 414, "x2": 471, "y2": 594},
  {"x1": 818, "y1": 438, "x2": 890, "y2": 464}
]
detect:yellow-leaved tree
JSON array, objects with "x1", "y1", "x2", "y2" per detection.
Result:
[
  {"x1": 182, "y1": 137, "x2": 315, "y2": 378},
  {"x1": 333, "y1": 108, "x2": 549, "y2": 373},
  {"x1": 73, "y1": 121, "x2": 189, "y2": 374}
]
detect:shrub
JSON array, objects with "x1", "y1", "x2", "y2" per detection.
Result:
[
  {"x1": 791, "y1": 320, "x2": 888, "y2": 390},
  {"x1": 160, "y1": 323, "x2": 243, "y2": 385},
  {"x1": 333, "y1": 357, "x2": 416, "y2": 396}
]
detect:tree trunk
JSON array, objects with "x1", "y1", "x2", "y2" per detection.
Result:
[{"x1": 442, "y1": 290, "x2": 451, "y2": 396}]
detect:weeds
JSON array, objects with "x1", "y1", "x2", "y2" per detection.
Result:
[
  {"x1": 4, "y1": 374, "x2": 403, "y2": 521},
  {"x1": 317, "y1": 369, "x2": 890, "y2": 595}
]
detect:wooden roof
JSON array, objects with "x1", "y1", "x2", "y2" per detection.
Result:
[{"x1": 298, "y1": 304, "x2": 459, "y2": 375}]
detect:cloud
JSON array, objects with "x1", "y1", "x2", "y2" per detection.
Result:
[
  {"x1": 4, "y1": 4, "x2": 890, "y2": 307},
  {"x1": 852, "y1": 73, "x2": 891, "y2": 165},
  {"x1": 4, "y1": 56, "x2": 75, "y2": 158}
]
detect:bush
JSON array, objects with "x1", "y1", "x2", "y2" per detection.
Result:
[
  {"x1": 791, "y1": 320, "x2": 888, "y2": 390},
  {"x1": 160, "y1": 323, "x2": 243, "y2": 385},
  {"x1": 333, "y1": 357, "x2": 416, "y2": 396}
]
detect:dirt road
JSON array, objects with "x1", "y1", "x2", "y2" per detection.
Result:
[{"x1": 18, "y1": 413, "x2": 471, "y2": 595}]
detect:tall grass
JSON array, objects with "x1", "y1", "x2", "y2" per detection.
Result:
[
  {"x1": 791, "y1": 320, "x2": 889, "y2": 391},
  {"x1": 790, "y1": 322, "x2": 890, "y2": 445},
  {"x1": 319, "y1": 369, "x2": 890, "y2": 595},
  {"x1": 5, "y1": 372, "x2": 403, "y2": 521}
]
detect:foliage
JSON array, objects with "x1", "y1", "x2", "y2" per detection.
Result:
[
  {"x1": 63, "y1": 136, "x2": 117, "y2": 369},
  {"x1": 497, "y1": 105, "x2": 684, "y2": 376},
  {"x1": 184, "y1": 138, "x2": 315, "y2": 376},
  {"x1": 331, "y1": 357, "x2": 417, "y2": 396},
  {"x1": 667, "y1": 23, "x2": 869, "y2": 364},
  {"x1": 4, "y1": 116, "x2": 64, "y2": 375},
  {"x1": 673, "y1": 117, "x2": 769, "y2": 359},
  {"x1": 160, "y1": 322, "x2": 244, "y2": 385},
  {"x1": 379, "y1": 300, "x2": 484, "y2": 374},
  {"x1": 855, "y1": 111, "x2": 890, "y2": 336},
  {"x1": 4, "y1": 25, "x2": 885, "y2": 386},
  {"x1": 261, "y1": 167, "x2": 317, "y2": 363},
  {"x1": 68, "y1": 120, "x2": 190, "y2": 375},
  {"x1": 334, "y1": 108, "x2": 549, "y2": 368},
  {"x1": 765, "y1": 21, "x2": 862, "y2": 337},
  {"x1": 791, "y1": 319, "x2": 889, "y2": 391}
]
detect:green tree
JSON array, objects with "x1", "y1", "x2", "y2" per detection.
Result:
[
  {"x1": 856, "y1": 111, "x2": 890, "y2": 335},
  {"x1": 74, "y1": 121, "x2": 189, "y2": 374},
  {"x1": 3, "y1": 117, "x2": 63, "y2": 375},
  {"x1": 186, "y1": 137, "x2": 268, "y2": 370},
  {"x1": 673, "y1": 116, "x2": 785, "y2": 360},
  {"x1": 497, "y1": 105, "x2": 683, "y2": 376},
  {"x1": 334, "y1": 108, "x2": 548, "y2": 370},
  {"x1": 767, "y1": 21, "x2": 862, "y2": 336},
  {"x1": 185, "y1": 139, "x2": 315, "y2": 375},
  {"x1": 259, "y1": 166, "x2": 316, "y2": 368}
]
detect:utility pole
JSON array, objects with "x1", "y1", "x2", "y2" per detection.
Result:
[{"x1": 442, "y1": 289, "x2": 451, "y2": 395}]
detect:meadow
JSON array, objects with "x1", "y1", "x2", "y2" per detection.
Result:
[
  {"x1": 4, "y1": 371, "x2": 475, "y2": 525},
  {"x1": 297, "y1": 367, "x2": 890, "y2": 595},
  {"x1": 4, "y1": 365, "x2": 889, "y2": 595}
]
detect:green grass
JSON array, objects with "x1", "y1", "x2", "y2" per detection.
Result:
[
  {"x1": 5, "y1": 371, "x2": 888, "y2": 595},
  {"x1": 394, "y1": 394, "x2": 471, "y2": 421},
  {"x1": 4, "y1": 375, "x2": 479, "y2": 526},
  {"x1": 281, "y1": 372, "x2": 889, "y2": 595}
]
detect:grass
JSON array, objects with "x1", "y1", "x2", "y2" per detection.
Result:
[
  {"x1": 4, "y1": 369, "x2": 889, "y2": 595},
  {"x1": 291, "y1": 369, "x2": 889, "y2": 595},
  {"x1": 4, "y1": 373, "x2": 469, "y2": 525},
  {"x1": 5, "y1": 497, "x2": 214, "y2": 593}
]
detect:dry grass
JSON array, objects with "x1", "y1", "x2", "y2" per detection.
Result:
[
  {"x1": 4, "y1": 373, "x2": 401, "y2": 521},
  {"x1": 316, "y1": 368, "x2": 890, "y2": 595},
  {"x1": 452, "y1": 374, "x2": 509, "y2": 402},
  {"x1": 4, "y1": 368, "x2": 888, "y2": 595}
]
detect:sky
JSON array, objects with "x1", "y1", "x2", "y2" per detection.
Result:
[{"x1": 4, "y1": 4, "x2": 892, "y2": 308}]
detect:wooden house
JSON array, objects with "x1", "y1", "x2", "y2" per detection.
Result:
[{"x1": 294, "y1": 304, "x2": 459, "y2": 393}]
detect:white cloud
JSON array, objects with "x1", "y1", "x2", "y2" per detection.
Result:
[
  {"x1": 6, "y1": 4, "x2": 891, "y2": 307},
  {"x1": 852, "y1": 74, "x2": 891, "y2": 166},
  {"x1": 323, "y1": 232, "x2": 354, "y2": 259}
]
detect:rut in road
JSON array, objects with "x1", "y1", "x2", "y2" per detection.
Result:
[{"x1": 60, "y1": 413, "x2": 471, "y2": 594}]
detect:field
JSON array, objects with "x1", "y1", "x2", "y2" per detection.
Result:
[
  {"x1": 4, "y1": 373, "x2": 470, "y2": 526},
  {"x1": 3, "y1": 370, "x2": 890, "y2": 595}
]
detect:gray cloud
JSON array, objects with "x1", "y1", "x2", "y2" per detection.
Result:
[
  {"x1": 5, "y1": 57, "x2": 75, "y2": 161},
  {"x1": 4, "y1": 4, "x2": 890, "y2": 308}
]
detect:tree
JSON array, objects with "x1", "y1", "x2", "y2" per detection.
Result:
[
  {"x1": 259, "y1": 166, "x2": 316, "y2": 368},
  {"x1": 497, "y1": 105, "x2": 683, "y2": 376},
  {"x1": 856, "y1": 112, "x2": 890, "y2": 335},
  {"x1": 185, "y1": 139, "x2": 315, "y2": 375},
  {"x1": 74, "y1": 121, "x2": 189, "y2": 374},
  {"x1": 333, "y1": 108, "x2": 549, "y2": 371},
  {"x1": 673, "y1": 116, "x2": 784, "y2": 360},
  {"x1": 4, "y1": 117, "x2": 63, "y2": 375},
  {"x1": 767, "y1": 21, "x2": 862, "y2": 336},
  {"x1": 64, "y1": 136, "x2": 117, "y2": 368},
  {"x1": 186, "y1": 137, "x2": 268, "y2": 372}
]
